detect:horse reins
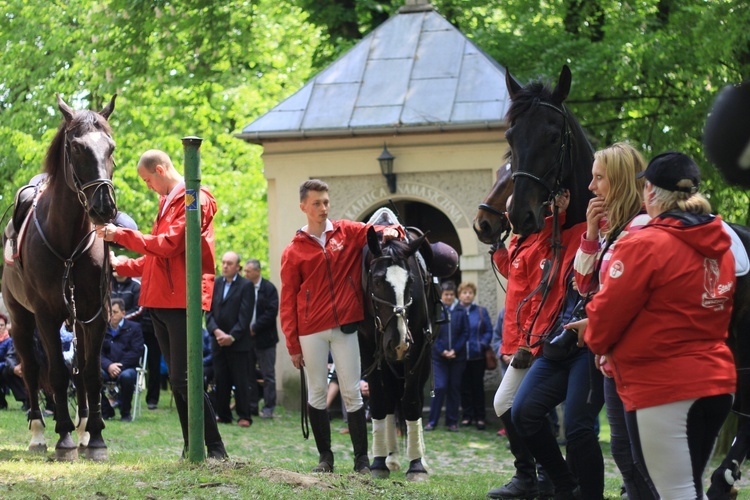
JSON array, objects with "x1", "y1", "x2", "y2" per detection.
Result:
[{"x1": 506, "y1": 99, "x2": 573, "y2": 347}]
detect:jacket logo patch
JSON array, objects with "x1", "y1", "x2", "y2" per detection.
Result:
[
  {"x1": 328, "y1": 238, "x2": 343, "y2": 253},
  {"x1": 702, "y1": 258, "x2": 731, "y2": 311},
  {"x1": 609, "y1": 260, "x2": 624, "y2": 279},
  {"x1": 539, "y1": 259, "x2": 547, "y2": 270},
  {"x1": 512, "y1": 257, "x2": 521, "y2": 269}
]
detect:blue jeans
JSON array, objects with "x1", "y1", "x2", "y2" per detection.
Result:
[
  {"x1": 512, "y1": 347, "x2": 604, "y2": 498},
  {"x1": 428, "y1": 355, "x2": 465, "y2": 427}
]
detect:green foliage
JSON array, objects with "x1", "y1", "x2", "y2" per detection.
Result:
[{"x1": 0, "y1": 0, "x2": 320, "y2": 272}]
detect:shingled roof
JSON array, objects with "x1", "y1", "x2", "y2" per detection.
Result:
[{"x1": 237, "y1": 2, "x2": 511, "y2": 143}]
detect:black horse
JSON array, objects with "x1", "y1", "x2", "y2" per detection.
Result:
[
  {"x1": 504, "y1": 65, "x2": 593, "y2": 237},
  {"x1": 359, "y1": 210, "x2": 435, "y2": 481},
  {"x1": 1, "y1": 94, "x2": 118, "y2": 460}
]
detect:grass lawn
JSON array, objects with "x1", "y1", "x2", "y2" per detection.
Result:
[{"x1": 0, "y1": 391, "x2": 746, "y2": 498}]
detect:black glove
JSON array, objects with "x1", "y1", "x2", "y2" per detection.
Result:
[
  {"x1": 489, "y1": 239, "x2": 505, "y2": 255},
  {"x1": 510, "y1": 347, "x2": 533, "y2": 369}
]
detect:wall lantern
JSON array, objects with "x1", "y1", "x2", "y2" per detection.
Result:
[{"x1": 377, "y1": 144, "x2": 397, "y2": 194}]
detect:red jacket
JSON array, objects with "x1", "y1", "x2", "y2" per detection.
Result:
[
  {"x1": 280, "y1": 220, "x2": 370, "y2": 356},
  {"x1": 494, "y1": 215, "x2": 585, "y2": 356},
  {"x1": 585, "y1": 213, "x2": 736, "y2": 411},
  {"x1": 113, "y1": 185, "x2": 217, "y2": 311}
]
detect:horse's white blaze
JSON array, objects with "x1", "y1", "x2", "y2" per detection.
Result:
[{"x1": 386, "y1": 265, "x2": 409, "y2": 360}]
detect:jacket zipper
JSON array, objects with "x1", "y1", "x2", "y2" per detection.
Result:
[
  {"x1": 347, "y1": 276, "x2": 362, "y2": 309},
  {"x1": 323, "y1": 248, "x2": 341, "y2": 326}
]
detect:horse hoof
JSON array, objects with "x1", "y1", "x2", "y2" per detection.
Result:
[
  {"x1": 406, "y1": 471, "x2": 429, "y2": 482},
  {"x1": 55, "y1": 447, "x2": 78, "y2": 461},
  {"x1": 370, "y1": 468, "x2": 390, "y2": 479},
  {"x1": 84, "y1": 446, "x2": 108, "y2": 461},
  {"x1": 28, "y1": 444, "x2": 47, "y2": 453}
]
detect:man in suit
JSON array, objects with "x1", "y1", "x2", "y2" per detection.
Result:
[
  {"x1": 244, "y1": 259, "x2": 280, "y2": 419},
  {"x1": 206, "y1": 251, "x2": 254, "y2": 427},
  {"x1": 101, "y1": 298, "x2": 145, "y2": 422}
]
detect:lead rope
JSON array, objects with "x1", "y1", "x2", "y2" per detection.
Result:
[{"x1": 300, "y1": 367, "x2": 309, "y2": 439}]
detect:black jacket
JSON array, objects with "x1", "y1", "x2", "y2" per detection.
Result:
[
  {"x1": 205, "y1": 275, "x2": 254, "y2": 352},
  {"x1": 250, "y1": 278, "x2": 279, "y2": 349},
  {"x1": 101, "y1": 319, "x2": 144, "y2": 370}
]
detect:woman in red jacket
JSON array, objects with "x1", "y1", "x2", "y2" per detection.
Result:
[{"x1": 582, "y1": 152, "x2": 736, "y2": 499}]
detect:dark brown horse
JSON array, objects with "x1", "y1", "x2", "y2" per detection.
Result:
[
  {"x1": 474, "y1": 162, "x2": 513, "y2": 245},
  {"x1": 1, "y1": 94, "x2": 117, "y2": 460}
]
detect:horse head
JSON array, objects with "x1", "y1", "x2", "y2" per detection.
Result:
[
  {"x1": 366, "y1": 226, "x2": 426, "y2": 363},
  {"x1": 503, "y1": 65, "x2": 593, "y2": 236},
  {"x1": 52, "y1": 94, "x2": 118, "y2": 225},
  {"x1": 474, "y1": 162, "x2": 514, "y2": 244}
]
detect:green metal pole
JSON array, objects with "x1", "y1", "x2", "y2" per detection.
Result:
[{"x1": 183, "y1": 136, "x2": 205, "y2": 463}]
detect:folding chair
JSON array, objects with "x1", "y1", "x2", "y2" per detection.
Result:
[{"x1": 132, "y1": 344, "x2": 148, "y2": 420}]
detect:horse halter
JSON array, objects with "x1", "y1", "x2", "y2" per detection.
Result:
[
  {"x1": 63, "y1": 129, "x2": 117, "y2": 215},
  {"x1": 510, "y1": 101, "x2": 573, "y2": 204}
]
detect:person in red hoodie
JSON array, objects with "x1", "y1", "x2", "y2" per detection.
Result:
[
  {"x1": 95, "y1": 149, "x2": 227, "y2": 460},
  {"x1": 280, "y1": 179, "x2": 399, "y2": 475},
  {"x1": 580, "y1": 152, "x2": 736, "y2": 499}
]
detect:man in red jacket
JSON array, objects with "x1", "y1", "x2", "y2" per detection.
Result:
[
  {"x1": 281, "y1": 179, "x2": 398, "y2": 475},
  {"x1": 95, "y1": 149, "x2": 227, "y2": 460}
]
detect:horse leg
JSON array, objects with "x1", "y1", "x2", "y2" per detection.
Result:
[
  {"x1": 37, "y1": 321, "x2": 78, "y2": 461},
  {"x1": 367, "y1": 368, "x2": 394, "y2": 479},
  {"x1": 73, "y1": 366, "x2": 90, "y2": 449},
  {"x1": 403, "y1": 352, "x2": 431, "y2": 482},
  {"x1": 708, "y1": 414, "x2": 750, "y2": 500},
  {"x1": 384, "y1": 414, "x2": 401, "y2": 472},
  {"x1": 81, "y1": 321, "x2": 107, "y2": 461},
  {"x1": 7, "y1": 309, "x2": 48, "y2": 453},
  {"x1": 404, "y1": 419, "x2": 429, "y2": 482}
]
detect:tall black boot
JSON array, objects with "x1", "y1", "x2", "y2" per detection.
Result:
[
  {"x1": 566, "y1": 433, "x2": 603, "y2": 500},
  {"x1": 308, "y1": 405, "x2": 334, "y2": 472},
  {"x1": 173, "y1": 391, "x2": 190, "y2": 458},
  {"x1": 347, "y1": 407, "x2": 370, "y2": 474},
  {"x1": 487, "y1": 411, "x2": 539, "y2": 499},
  {"x1": 203, "y1": 392, "x2": 228, "y2": 460}
]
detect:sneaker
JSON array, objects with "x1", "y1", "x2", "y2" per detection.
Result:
[
  {"x1": 237, "y1": 418, "x2": 252, "y2": 428},
  {"x1": 486, "y1": 476, "x2": 539, "y2": 499},
  {"x1": 261, "y1": 408, "x2": 273, "y2": 419},
  {"x1": 447, "y1": 424, "x2": 459, "y2": 432},
  {"x1": 423, "y1": 423, "x2": 435, "y2": 431},
  {"x1": 120, "y1": 414, "x2": 133, "y2": 422},
  {"x1": 476, "y1": 420, "x2": 486, "y2": 430},
  {"x1": 497, "y1": 428, "x2": 507, "y2": 437},
  {"x1": 147, "y1": 403, "x2": 158, "y2": 410}
]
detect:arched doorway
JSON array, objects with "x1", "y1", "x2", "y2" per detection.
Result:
[{"x1": 361, "y1": 200, "x2": 462, "y2": 284}]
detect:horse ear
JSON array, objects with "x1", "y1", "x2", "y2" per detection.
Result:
[
  {"x1": 407, "y1": 233, "x2": 428, "y2": 257},
  {"x1": 56, "y1": 93, "x2": 74, "y2": 123},
  {"x1": 367, "y1": 226, "x2": 382, "y2": 257},
  {"x1": 505, "y1": 68, "x2": 522, "y2": 100},
  {"x1": 551, "y1": 65, "x2": 572, "y2": 103},
  {"x1": 100, "y1": 94, "x2": 117, "y2": 120}
]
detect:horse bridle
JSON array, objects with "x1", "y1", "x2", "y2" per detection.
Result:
[
  {"x1": 504, "y1": 100, "x2": 572, "y2": 347},
  {"x1": 510, "y1": 100, "x2": 573, "y2": 205},
  {"x1": 368, "y1": 255, "x2": 414, "y2": 337},
  {"x1": 63, "y1": 129, "x2": 117, "y2": 215}
]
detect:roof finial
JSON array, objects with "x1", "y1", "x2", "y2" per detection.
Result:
[{"x1": 399, "y1": 0, "x2": 434, "y2": 14}]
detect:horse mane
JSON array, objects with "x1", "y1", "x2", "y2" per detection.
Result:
[
  {"x1": 381, "y1": 237, "x2": 412, "y2": 262},
  {"x1": 44, "y1": 110, "x2": 113, "y2": 181}
]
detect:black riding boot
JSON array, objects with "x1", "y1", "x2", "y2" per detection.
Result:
[
  {"x1": 308, "y1": 405, "x2": 334, "y2": 472},
  {"x1": 173, "y1": 391, "x2": 190, "y2": 458},
  {"x1": 566, "y1": 433, "x2": 603, "y2": 500},
  {"x1": 347, "y1": 407, "x2": 371, "y2": 474},
  {"x1": 487, "y1": 411, "x2": 539, "y2": 499},
  {"x1": 203, "y1": 392, "x2": 228, "y2": 460}
]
